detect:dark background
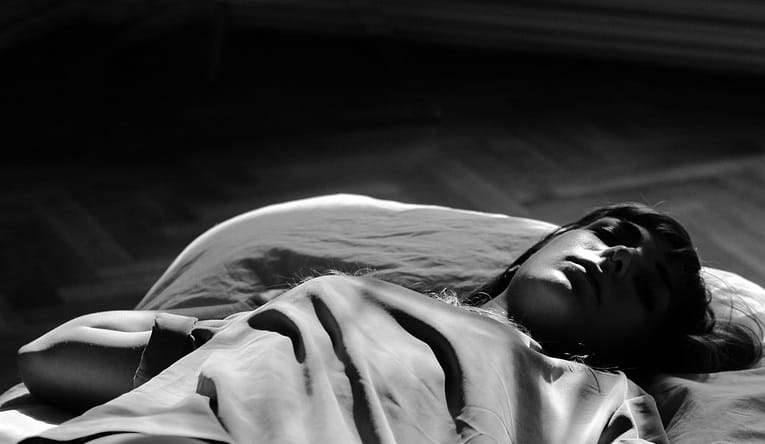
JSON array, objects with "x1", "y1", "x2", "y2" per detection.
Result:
[{"x1": 3, "y1": 2, "x2": 765, "y2": 391}]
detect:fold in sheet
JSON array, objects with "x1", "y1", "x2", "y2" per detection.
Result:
[{"x1": 26, "y1": 276, "x2": 668, "y2": 444}]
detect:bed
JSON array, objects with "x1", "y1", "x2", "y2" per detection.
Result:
[{"x1": 2, "y1": 194, "x2": 764, "y2": 443}]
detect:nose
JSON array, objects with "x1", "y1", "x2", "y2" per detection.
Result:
[{"x1": 604, "y1": 246, "x2": 635, "y2": 279}]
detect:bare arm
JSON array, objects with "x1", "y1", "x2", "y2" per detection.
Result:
[{"x1": 17, "y1": 311, "x2": 159, "y2": 411}]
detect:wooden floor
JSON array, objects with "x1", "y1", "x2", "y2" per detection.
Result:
[{"x1": 2, "y1": 24, "x2": 765, "y2": 392}]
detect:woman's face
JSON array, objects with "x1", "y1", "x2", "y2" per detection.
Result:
[{"x1": 484, "y1": 217, "x2": 675, "y2": 359}]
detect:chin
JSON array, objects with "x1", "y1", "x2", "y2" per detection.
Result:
[{"x1": 506, "y1": 281, "x2": 579, "y2": 337}]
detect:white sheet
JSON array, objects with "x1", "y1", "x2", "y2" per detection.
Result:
[{"x1": 4, "y1": 194, "x2": 765, "y2": 443}]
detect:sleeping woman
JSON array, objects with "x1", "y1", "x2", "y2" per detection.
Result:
[{"x1": 16, "y1": 203, "x2": 764, "y2": 442}]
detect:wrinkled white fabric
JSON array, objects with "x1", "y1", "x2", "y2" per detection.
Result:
[
  {"x1": 30, "y1": 276, "x2": 667, "y2": 444},
  {"x1": 6, "y1": 194, "x2": 764, "y2": 443}
]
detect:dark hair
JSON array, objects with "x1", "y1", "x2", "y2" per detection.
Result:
[{"x1": 464, "y1": 203, "x2": 763, "y2": 378}]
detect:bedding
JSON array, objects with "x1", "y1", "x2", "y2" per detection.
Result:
[
  {"x1": 20, "y1": 275, "x2": 668, "y2": 443},
  {"x1": 2, "y1": 194, "x2": 765, "y2": 443}
]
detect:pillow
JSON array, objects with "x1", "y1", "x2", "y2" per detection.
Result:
[
  {"x1": 136, "y1": 194, "x2": 765, "y2": 357},
  {"x1": 650, "y1": 269, "x2": 765, "y2": 442},
  {"x1": 705, "y1": 267, "x2": 765, "y2": 355},
  {"x1": 135, "y1": 194, "x2": 556, "y2": 311}
]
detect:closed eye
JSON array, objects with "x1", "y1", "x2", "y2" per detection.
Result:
[
  {"x1": 593, "y1": 224, "x2": 618, "y2": 245},
  {"x1": 591, "y1": 220, "x2": 643, "y2": 247}
]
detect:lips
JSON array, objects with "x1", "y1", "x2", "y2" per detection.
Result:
[{"x1": 564, "y1": 257, "x2": 603, "y2": 305}]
